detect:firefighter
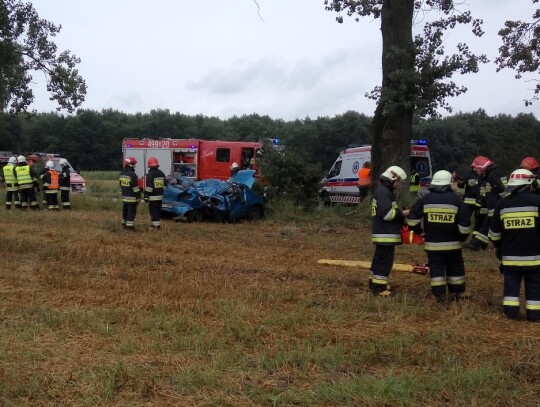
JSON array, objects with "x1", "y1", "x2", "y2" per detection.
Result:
[
  {"x1": 58, "y1": 158, "x2": 71, "y2": 209},
  {"x1": 464, "y1": 156, "x2": 507, "y2": 251},
  {"x1": 3, "y1": 156, "x2": 20, "y2": 209},
  {"x1": 357, "y1": 161, "x2": 371, "y2": 204},
  {"x1": 15, "y1": 155, "x2": 39, "y2": 210},
  {"x1": 456, "y1": 165, "x2": 482, "y2": 228},
  {"x1": 410, "y1": 170, "x2": 420, "y2": 196},
  {"x1": 144, "y1": 157, "x2": 166, "y2": 230},
  {"x1": 520, "y1": 157, "x2": 539, "y2": 194},
  {"x1": 407, "y1": 170, "x2": 471, "y2": 302},
  {"x1": 489, "y1": 169, "x2": 540, "y2": 321},
  {"x1": 230, "y1": 162, "x2": 239, "y2": 177},
  {"x1": 370, "y1": 165, "x2": 409, "y2": 296},
  {"x1": 119, "y1": 157, "x2": 141, "y2": 230},
  {"x1": 42, "y1": 160, "x2": 60, "y2": 210}
]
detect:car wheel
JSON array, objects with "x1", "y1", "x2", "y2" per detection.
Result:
[
  {"x1": 186, "y1": 210, "x2": 204, "y2": 223},
  {"x1": 246, "y1": 205, "x2": 263, "y2": 221}
]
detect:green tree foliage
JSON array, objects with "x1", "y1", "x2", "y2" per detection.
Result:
[
  {"x1": 0, "y1": 0, "x2": 86, "y2": 113},
  {"x1": 497, "y1": 0, "x2": 540, "y2": 105},
  {"x1": 324, "y1": 0, "x2": 486, "y2": 188}
]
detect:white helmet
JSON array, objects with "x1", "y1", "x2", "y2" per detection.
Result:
[
  {"x1": 381, "y1": 165, "x2": 407, "y2": 181},
  {"x1": 231, "y1": 162, "x2": 239, "y2": 170},
  {"x1": 507, "y1": 169, "x2": 535, "y2": 187},
  {"x1": 431, "y1": 170, "x2": 452, "y2": 186},
  {"x1": 59, "y1": 158, "x2": 68, "y2": 166},
  {"x1": 45, "y1": 160, "x2": 54, "y2": 169},
  {"x1": 8, "y1": 157, "x2": 17, "y2": 164},
  {"x1": 17, "y1": 155, "x2": 26, "y2": 163}
]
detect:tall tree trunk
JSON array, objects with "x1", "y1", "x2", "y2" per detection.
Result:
[{"x1": 371, "y1": 0, "x2": 415, "y2": 190}]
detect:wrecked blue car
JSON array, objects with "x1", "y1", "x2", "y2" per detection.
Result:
[{"x1": 161, "y1": 170, "x2": 265, "y2": 222}]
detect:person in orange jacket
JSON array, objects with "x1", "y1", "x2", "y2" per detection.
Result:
[{"x1": 357, "y1": 161, "x2": 371, "y2": 204}]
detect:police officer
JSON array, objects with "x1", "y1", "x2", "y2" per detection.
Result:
[
  {"x1": 59, "y1": 158, "x2": 71, "y2": 209},
  {"x1": 520, "y1": 157, "x2": 540, "y2": 194},
  {"x1": 370, "y1": 165, "x2": 409, "y2": 296},
  {"x1": 2, "y1": 157, "x2": 20, "y2": 209},
  {"x1": 15, "y1": 155, "x2": 39, "y2": 210},
  {"x1": 464, "y1": 156, "x2": 507, "y2": 251},
  {"x1": 119, "y1": 157, "x2": 141, "y2": 230},
  {"x1": 489, "y1": 169, "x2": 540, "y2": 321},
  {"x1": 42, "y1": 160, "x2": 60, "y2": 210},
  {"x1": 407, "y1": 170, "x2": 471, "y2": 302},
  {"x1": 144, "y1": 156, "x2": 166, "y2": 230}
]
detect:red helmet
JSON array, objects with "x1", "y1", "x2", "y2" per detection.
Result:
[
  {"x1": 471, "y1": 156, "x2": 493, "y2": 171},
  {"x1": 147, "y1": 156, "x2": 159, "y2": 167},
  {"x1": 520, "y1": 157, "x2": 539, "y2": 171},
  {"x1": 124, "y1": 156, "x2": 137, "y2": 166}
]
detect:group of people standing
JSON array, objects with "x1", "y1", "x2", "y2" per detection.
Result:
[
  {"x1": 2, "y1": 155, "x2": 71, "y2": 211},
  {"x1": 119, "y1": 156, "x2": 166, "y2": 230},
  {"x1": 367, "y1": 156, "x2": 540, "y2": 322}
]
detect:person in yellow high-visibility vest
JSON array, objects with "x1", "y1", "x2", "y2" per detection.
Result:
[
  {"x1": 15, "y1": 155, "x2": 39, "y2": 210},
  {"x1": 410, "y1": 171, "x2": 420, "y2": 196},
  {"x1": 2, "y1": 157, "x2": 20, "y2": 209}
]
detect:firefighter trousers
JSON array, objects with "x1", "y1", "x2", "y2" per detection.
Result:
[
  {"x1": 502, "y1": 268, "x2": 540, "y2": 321},
  {"x1": 5, "y1": 190, "x2": 20, "y2": 209},
  {"x1": 19, "y1": 187, "x2": 39, "y2": 209},
  {"x1": 427, "y1": 250, "x2": 466, "y2": 298},
  {"x1": 61, "y1": 189, "x2": 71, "y2": 209},
  {"x1": 148, "y1": 200, "x2": 162, "y2": 227},
  {"x1": 45, "y1": 191, "x2": 59, "y2": 210},
  {"x1": 122, "y1": 203, "x2": 138, "y2": 229},
  {"x1": 370, "y1": 245, "x2": 395, "y2": 294},
  {"x1": 470, "y1": 214, "x2": 491, "y2": 248}
]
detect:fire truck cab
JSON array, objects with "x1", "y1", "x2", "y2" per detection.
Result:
[
  {"x1": 320, "y1": 140, "x2": 433, "y2": 204},
  {"x1": 122, "y1": 138, "x2": 264, "y2": 185}
]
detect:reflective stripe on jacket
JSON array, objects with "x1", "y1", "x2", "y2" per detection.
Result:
[{"x1": 371, "y1": 181, "x2": 404, "y2": 246}]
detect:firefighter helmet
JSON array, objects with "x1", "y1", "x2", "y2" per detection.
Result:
[
  {"x1": 45, "y1": 160, "x2": 54, "y2": 169},
  {"x1": 147, "y1": 156, "x2": 159, "y2": 167},
  {"x1": 520, "y1": 157, "x2": 539, "y2": 171},
  {"x1": 8, "y1": 157, "x2": 17, "y2": 164},
  {"x1": 124, "y1": 156, "x2": 137, "y2": 166},
  {"x1": 471, "y1": 156, "x2": 493, "y2": 171},
  {"x1": 381, "y1": 165, "x2": 406, "y2": 181},
  {"x1": 231, "y1": 162, "x2": 239, "y2": 170},
  {"x1": 59, "y1": 158, "x2": 68, "y2": 166},
  {"x1": 431, "y1": 170, "x2": 452, "y2": 186},
  {"x1": 507, "y1": 169, "x2": 535, "y2": 187},
  {"x1": 17, "y1": 155, "x2": 26, "y2": 163}
]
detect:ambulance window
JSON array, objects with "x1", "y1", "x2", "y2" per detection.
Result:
[
  {"x1": 328, "y1": 160, "x2": 342, "y2": 178},
  {"x1": 216, "y1": 148, "x2": 230, "y2": 162},
  {"x1": 411, "y1": 157, "x2": 430, "y2": 178}
]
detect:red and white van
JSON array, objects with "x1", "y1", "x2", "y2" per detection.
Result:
[{"x1": 320, "y1": 140, "x2": 433, "y2": 204}]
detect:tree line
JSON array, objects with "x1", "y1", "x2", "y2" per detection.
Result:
[{"x1": 0, "y1": 108, "x2": 538, "y2": 177}]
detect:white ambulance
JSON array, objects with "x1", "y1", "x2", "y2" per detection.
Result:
[{"x1": 320, "y1": 140, "x2": 433, "y2": 204}]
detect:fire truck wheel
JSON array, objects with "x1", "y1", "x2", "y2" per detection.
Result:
[{"x1": 246, "y1": 205, "x2": 263, "y2": 221}]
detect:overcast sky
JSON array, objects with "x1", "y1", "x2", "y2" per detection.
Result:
[{"x1": 29, "y1": 0, "x2": 539, "y2": 120}]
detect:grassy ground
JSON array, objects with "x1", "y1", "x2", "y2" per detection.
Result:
[{"x1": 0, "y1": 178, "x2": 539, "y2": 406}]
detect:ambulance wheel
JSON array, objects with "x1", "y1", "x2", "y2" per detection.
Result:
[
  {"x1": 186, "y1": 210, "x2": 204, "y2": 223},
  {"x1": 321, "y1": 192, "x2": 332, "y2": 207},
  {"x1": 246, "y1": 205, "x2": 263, "y2": 221}
]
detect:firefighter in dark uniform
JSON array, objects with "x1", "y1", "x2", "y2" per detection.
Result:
[
  {"x1": 370, "y1": 165, "x2": 409, "y2": 296},
  {"x1": 15, "y1": 155, "x2": 39, "y2": 210},
  {"x1": 42, "y1": 160, "x2": 60, "y2": 210},
  {"x1": 119, "y1": 157, "x2": 141, "y2": 230},
  {"x1": 145, "y1": 156, "x2": 166, "y2": 230},
  {"x1": 456, "y1": 166, "x2": 481, "y2": 226},
  {"x1": 465, "y1": 156, "x2": 507, "y2": 251},
  {"x1": 520, "y1": 157, "x2": 540, "y2": 194},
  {"x1": 489, "y1": 169, "x2": 540, "y2": 321},
  {"x1": 59, "y1": 158, "x2": 71, "y2": 209},
  {"x1": 407, "y1": 170, "x2": 471, "y2": 302},
  {"x1": 2, "y1": 157, "x2": 20, "y2": 209}
]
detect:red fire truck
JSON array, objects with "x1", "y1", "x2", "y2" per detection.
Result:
[{"x1": 121, "y1": 138, "x2": 266, "y2": 184}]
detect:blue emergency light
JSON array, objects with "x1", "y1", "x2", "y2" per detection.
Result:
[
  {"x1": 411, "y1": 139, "x2": 428, "y2": 145},
  {"x1": 272, "y1": 138, "x2": 280, "y2": 145}
]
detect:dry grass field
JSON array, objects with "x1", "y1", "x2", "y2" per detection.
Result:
[{"x1": 0, "y1": 177, "x2": 539, "y2": 406}]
